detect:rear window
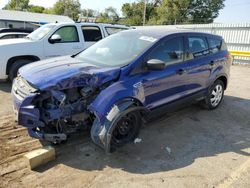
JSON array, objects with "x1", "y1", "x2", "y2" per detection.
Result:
[
  {"x1": 208, "y1": 38, "x2": 221, "y2": 53},
  {"x1": 105, "y1": 27, "x2": 128, "y2": 35},
  {"x1": 188, "y1": 36, "x2": 209, "y2": 58},
  {"x1": 1, "y1": 34, "x2": 15, "y2": 39},
  {"x1": 82, "y1": 26, "x2": 102, "y2": 42}
]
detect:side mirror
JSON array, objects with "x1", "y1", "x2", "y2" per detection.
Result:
[
  {"x1": 147, "y1": 59, "x2": 165, "y2": 71},
  {"x1": 49, "y1": 34, "x2": 62, "y2": 44}
]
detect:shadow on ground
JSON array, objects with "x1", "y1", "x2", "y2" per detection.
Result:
[
  {"x1": 0, "y1": 82, "x2": 11, "y2": 93},
  {"x1": 36, "y1": 95, "x2": 250, "y2": 174}
]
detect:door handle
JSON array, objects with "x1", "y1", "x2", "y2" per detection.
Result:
[
  {"x1": 209, "y1": 61, "x2": 215, "y2": 66},
  {"x1": 177, "y1": 69, "x2": 186, "y2": 75}
]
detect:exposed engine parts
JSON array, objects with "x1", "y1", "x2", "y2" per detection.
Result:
[{"x1": 32, "y1": 87, "x2": 98, "y2": 143}]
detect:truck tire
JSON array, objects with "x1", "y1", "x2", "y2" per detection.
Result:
[{"x1": 9, "y1": 59, "x2": 33, "y2": 81}]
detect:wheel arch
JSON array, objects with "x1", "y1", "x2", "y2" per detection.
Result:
[
  {"x1": 90, "y1": 97, "x2": 148, "y2": 153},
  {"x1": 216, "y1": 75, "x2": 228, "y2": 90},
  {"x1": 6, "y1": 55, "x2": 40, "y2": 75}
]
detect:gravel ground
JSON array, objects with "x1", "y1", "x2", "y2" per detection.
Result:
[{"x1": 0, "y1": 65, "x2": 250, "y2": 188}]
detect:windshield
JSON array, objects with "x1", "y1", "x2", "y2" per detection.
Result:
[
  {"x1": 27, "y1": 24, "x2": 55, "y2": 41},
  {"x1": 76, "y1": 31, "x2": 157, "y2": 67}
]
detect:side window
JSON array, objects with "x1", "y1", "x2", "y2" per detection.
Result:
[
  {"x1": 188, "y1": 36, "x2": 209, "y2": 58},
  {"x1": 82, "y1": 26, "x2": 102, "y2": 42},
  {"x1": 17, "y1": 34, "x2": 26, "y2": 38},
  {"x1": 105, "y1": 27, "x2": 127, "y2": 35},
  {"x1": 221, "y1": 40, "x2": 228, "y2": 51},
  {"x1": 208, "y1": 38, "x2": 222, "y2": 54},
  {"x1": 53, "y1": 26, "x2": 79, "y2": 43},
  {"x1": 148, "y1": 37, "x2": 184, "y2": 65},
  {"x1": 1, "y1": 35, "x2": 15, "y2": 39}
]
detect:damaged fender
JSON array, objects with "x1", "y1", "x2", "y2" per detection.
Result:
[{"x1": 90, "y1": 99, "x2": 148, "y2": 152}]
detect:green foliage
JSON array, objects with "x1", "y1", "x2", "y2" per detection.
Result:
[
  {"x1": 28, "y1": 5, "x2": 45, "y2": 13},
  {"x1": 43, "y1": 8, "x2": 54, "y2": 15},
  {"x1": 96, "y1": 7, "x2": 119, "y2": 24},
  {"x1": 122, "y1": 0, "x2": 225, "y2": 25},
  {"x1": 3, "y1": 0, "x2": 225, "y2": 25},
  {"x1": 81, "y1": 9, "x2": 97, "y2": 17},
  {"x1": 4, "y1": 0, "x2": 30, "y2": 10},
  {"x1": 53, "y1": 0, "x2": 81, "y2": 21},
  {"x1": 188, "y1": 0, "x2": 225, "y2": 23},
  {"x1": 155, "y1": 0, "x2": 190, "y2": 25}
]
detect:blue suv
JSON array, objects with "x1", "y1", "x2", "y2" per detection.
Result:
[{"x1": 11, "y1": 27, "x2": 231, "y2": 152}]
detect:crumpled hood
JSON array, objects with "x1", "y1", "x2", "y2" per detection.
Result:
[{"x1": 19, "y1": 56, "x2": 121, "y2": 90}]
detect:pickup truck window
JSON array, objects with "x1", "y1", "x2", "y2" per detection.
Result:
[
  {"x1": 82, "y1": 26, "x2": 102, "y2": 42},
  {"x1": 105, "y1": 27, "x2": 127, "y2": 35},
  {"x1": 53, "y1": 26, "x2": 79, "y2": 43},
  {"x1": 27, "y1": 24, "x2": 55, "y2": 41}
]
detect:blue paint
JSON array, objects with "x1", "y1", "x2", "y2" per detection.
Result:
[{"x1": 11, "y1": 27, "x2": 231, "y2": 145}]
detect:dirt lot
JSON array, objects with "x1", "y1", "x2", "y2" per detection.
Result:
[{"x1": 0, "y1": 65, "x2": 250, "y2": 188}]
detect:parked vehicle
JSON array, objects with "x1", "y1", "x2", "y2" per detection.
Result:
[
  {"x1": 0, "y1": 32, "x2": 28, "y2": 40},
  {"x1": 0, "y1": 23, "x2": 130, "y2": 81},
  {"x1": 0, "y1": 28, "x2": 33, "y2": 34},
  {"x1": 12, "y1": 28, "x2": 232, "y2": 152}
]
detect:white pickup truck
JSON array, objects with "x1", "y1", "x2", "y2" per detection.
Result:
[{"x1": 0, "y1": 22, "x2": 130, "y2": 80}]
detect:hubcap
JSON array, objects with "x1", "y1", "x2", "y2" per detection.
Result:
[{"x1": 210, "y1": 84, "x2": 223, "y2": 107}]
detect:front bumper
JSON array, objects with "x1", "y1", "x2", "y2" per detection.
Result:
[{"x1": 11, "y1": 78, "x2": 45, "y2": 140}]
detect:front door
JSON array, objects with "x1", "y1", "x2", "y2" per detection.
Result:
[
  {"x1": 141, "y1": 35, "x2": 189, "y2": 109},
  {"x1": 44, "y1": 25, "x2": 83, "y2": 58}
]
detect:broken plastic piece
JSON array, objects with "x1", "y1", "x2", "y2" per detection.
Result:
[{"x1": 134, "y1": 138, "x2": 142, "y2": 144}]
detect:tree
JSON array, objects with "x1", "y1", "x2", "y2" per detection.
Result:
[
  {"x1": 81, "y1": 9, "x2": 98, "y2": 17},
  {"x1": 96, "y1": 7, "x2": 119, "y2": 23},
  {"x1": 4, "y1": 0, "x2": 29, "y2": 11},
  {"x1": 121, "y1": 1, "x2": 145, "y2": 25},
  {"x1": 155, "y1": 0, "x2": 190, "y2": 25},
  {"x1": 121, "y1": 0, "x2": 225, "y2": 25},
  {"x1": 53, "y1": 0, "x2": 81, "y2": 21},
  {"x1": 121, "y1": 0, "x2": 161, "y2": 26},
  {"x1": 28, "y1": 5, "x2": 45, "y2": 13},
  {"x1": 188, "y1": 0, "x2": 225, "y2": 23}
]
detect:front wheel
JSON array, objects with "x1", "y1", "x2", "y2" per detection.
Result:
[
  {"x1": 9, "y1": 59, "x2": 33, "y2": 81},
  {"x1": 110, "y1": 111, "x2": 142, "y2": 150},
  {"x1": 202, "y1": 80, "x2": 225, "y2": 110}
]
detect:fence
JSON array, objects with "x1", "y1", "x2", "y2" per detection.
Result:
[{"x1": 175, "y1": 23, "x2": 250, "y2": 64}]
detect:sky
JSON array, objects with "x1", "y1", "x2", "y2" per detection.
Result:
[{"x1": 0, "y1": 0, "x2": 250, "y2": 23}]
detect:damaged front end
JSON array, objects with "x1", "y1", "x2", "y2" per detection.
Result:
[{"x1": 12, "y1": 76, "x2": 104, "y2": 144}]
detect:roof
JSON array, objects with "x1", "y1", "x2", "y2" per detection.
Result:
[
  {"x1": 0, "y1": 10, "x2": 74, "y2": 23},
  {"x1": 134, "y1": 26, "x2": 220, "y2": 39}
]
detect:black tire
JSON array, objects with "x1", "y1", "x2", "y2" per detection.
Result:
[
  {"x1": 202, "y1": 80, "x2": 225, "y2": 110},
  {"x1": 110, "y1": 111, "x2": 142, "y2": 150},
  {"x1": 9, "y1": 59, "x2": 33, "y2": 81}
]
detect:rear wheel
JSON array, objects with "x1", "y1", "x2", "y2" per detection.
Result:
[
  {"x1": 9, "y1": 59, "x2": 33, "y2": 81},
  {"x1": 202, "y1": 80, "x2": 225, "y2": 110}
]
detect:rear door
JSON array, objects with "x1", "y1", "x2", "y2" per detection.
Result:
[
  {"x1": 184, "y1": 34, "x2": 212, "y2": 95},
  {"x1": 81, "y1": 25, "x2": 103, "y2": 49}
]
